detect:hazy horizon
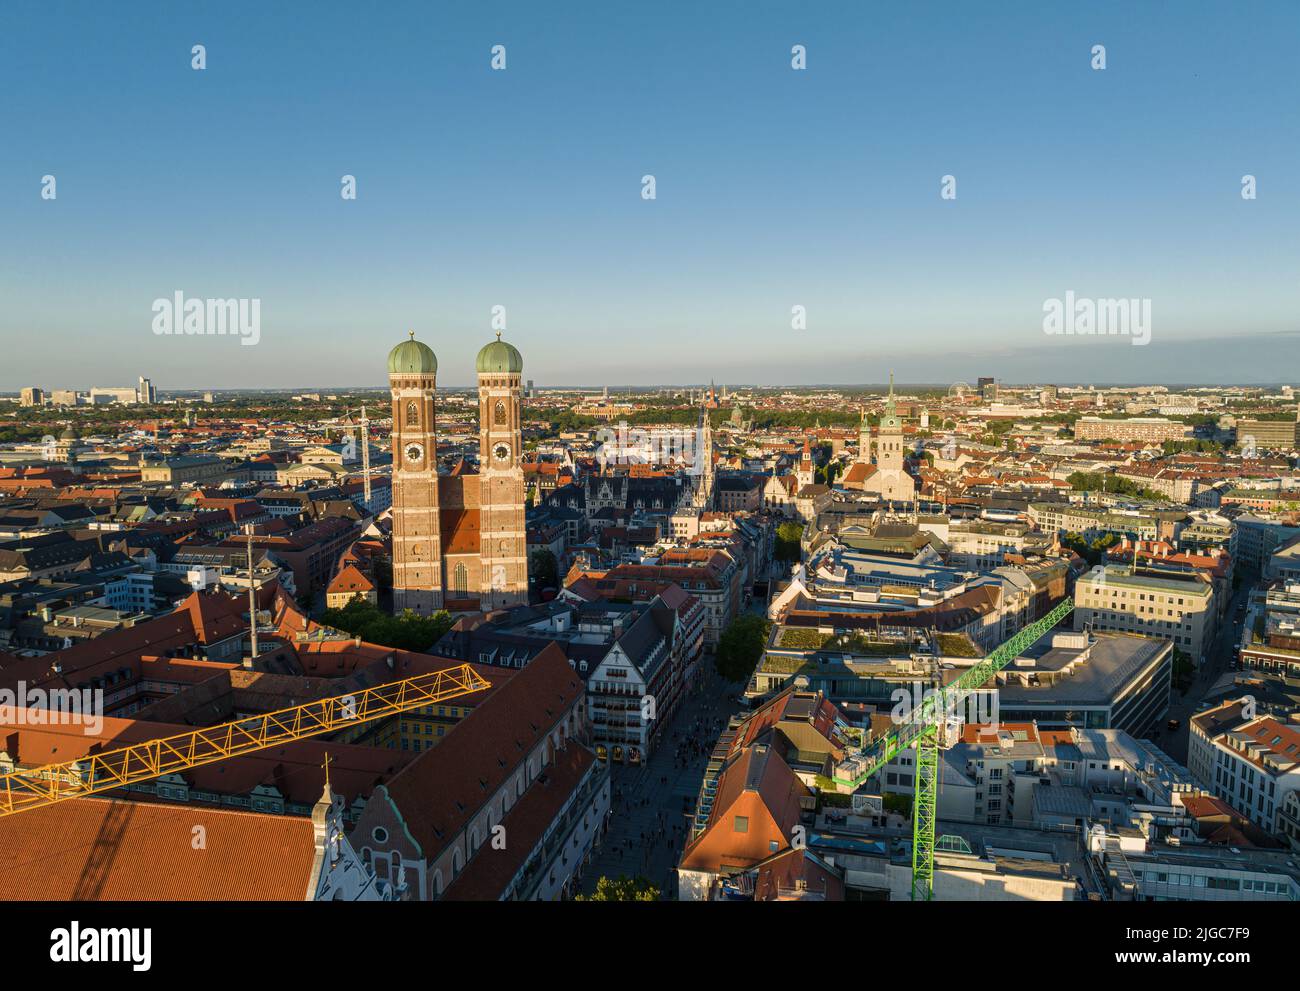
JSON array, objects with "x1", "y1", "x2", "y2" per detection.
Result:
[{"x1": 3, "y1": 0, "x2": 1297, "y2": 390}]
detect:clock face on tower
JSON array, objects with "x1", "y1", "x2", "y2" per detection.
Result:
[
  {"x1": 404, "y1": 443, "x2": 424, "y2": 467},
  {"x1": 492, "y1": 442, "x2": 511, "y2": 463}
]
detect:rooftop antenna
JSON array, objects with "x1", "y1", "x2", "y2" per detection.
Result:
[
  {"x1": 245, "y1": 522, "x2": 258, "y2": 662},
  {"x1": 359, "y1": 404, "x2": 372, "y2": 508}
]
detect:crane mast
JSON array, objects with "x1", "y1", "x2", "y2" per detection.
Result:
[{"x1": 831, "y1": 597, "x2": 1075, "y2": 900}]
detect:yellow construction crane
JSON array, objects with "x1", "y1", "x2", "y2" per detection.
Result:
[{"x1": 0, "y1": 664, "x2": 490, "y2": 818}]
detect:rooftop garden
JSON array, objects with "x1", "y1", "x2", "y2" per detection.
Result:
[
  {"x1": 825, "y1": 633, "x2": 907, "y2": 655},
  {"x1": 777, "y1": 628, "x2": 831, "y2": 650},
  {"x1": 934, "y1": 633, "x2": 982, "y2": 658},
  {"x1": 759, "y1": 654, "x2": 819, "y2": 675}
]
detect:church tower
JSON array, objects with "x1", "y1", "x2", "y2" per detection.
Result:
[
  {"x1": 796, "y1": 437, "x2": 815, "y2": 489},
  {"x1": 877, "y1": 372, "x2": 905, "y2": 473},
  {"x1": 388, "y1": 332, "x2": 443, "y2": 614},
  {"x1": 692, "y1": 403, "x2": 715, "y2": 509},
  {"x1": 475, "y1": 333, "x2": 528, "y2": 609}
]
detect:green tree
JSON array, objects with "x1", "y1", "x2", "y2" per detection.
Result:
[
  {"x1": 575, "y1": 875, "x2": 660, "y2": 901},
  {"x1": 774, "y1": 522, "x2": 804, "y2": 563},
  {"x1": 1060, "y1": 531, "x2": 1121, "y2": 567},
  {"x1": 319, "y1": 598, "x2": 454, "y2": 652},
  {"x1": 544, "y1": 409, "x2": 600, "y2": 435},
  {"x1": 818, "y1": 459, "x2": 842, "y2": 486},
  {"x1": 1065, "y1": 471, "x2": 1167, "y2": 502},
  {"x1": 714, "y1": 614, "x2": 772, "y2": 683},
  {"x1": 529, "y1": 547, "x2": 559, "y2": 589}
]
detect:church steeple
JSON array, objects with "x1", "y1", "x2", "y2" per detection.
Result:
[
  {"x1": 796, "y1": 436, "x2": 814, "y2": 490},
  {"x1": 693, "y1": 396, "x2": 715, "y2": 509},
  {"x1": 880, "y1": 371, "x2": 902, "y2": 431}
]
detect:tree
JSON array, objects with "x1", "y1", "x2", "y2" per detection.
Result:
[
  {"x1": 818, "y1": 459, "x2": 842, "y2": 486},
  {"x1": 545, "y1": 409, "x2": 600, "y2": 435},
  {"x1": 1065, "y1": 471, "x2": 1167, "y2": 502},
  {"x1": 575, "y1": 875, "x2": 659, "y2": 901},
  {"x1": 714, "y1": 614, "x2": 772, "y2": 683},
  {"x1": 774, "y1": 522, "x2": 804, "y2": 563},
  {"x1": 1061, "y1": 531, "x2": 1120, "y2": 567},
  {"x1": 319, "y1": 598, "x2": 454, "y2": 651},
  {"x1": 529, "y1": 548, "x2": 558, "y2": 589}
]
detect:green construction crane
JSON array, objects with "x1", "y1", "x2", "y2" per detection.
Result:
[{"x1": 831, "y1": 597, "x2": 1075, "y2": 900}]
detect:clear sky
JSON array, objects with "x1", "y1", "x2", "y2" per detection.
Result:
[{"x1": 1, "y1": 0, "x2": 1296, "y2": 390}]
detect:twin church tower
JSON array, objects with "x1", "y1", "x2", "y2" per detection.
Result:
[{"x1": 386, "y1": 331, "x2": 528, "y2": 615}]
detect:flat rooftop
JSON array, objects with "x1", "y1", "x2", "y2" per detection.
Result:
[{"x1": 996, "y1": 633, "x2": 1171, "y2": 706}]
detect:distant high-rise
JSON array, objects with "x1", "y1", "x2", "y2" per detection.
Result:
[
  {"x1": 137, "y1": 376, "x2": 157, "y2": 404},
  {"x1": 19, "y1": 387, "x2": 43, "y2": 407},
  {"x1": 90, "y1": 386, "x2": 138, "y2": 404}
]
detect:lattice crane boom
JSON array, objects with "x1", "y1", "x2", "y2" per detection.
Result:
[
  {"x1": 829, "y1": 597, "x2": 1076, "y2": 900},
  {"x1": 0, "y1": 664, "x2": 491, "y2": 818}
]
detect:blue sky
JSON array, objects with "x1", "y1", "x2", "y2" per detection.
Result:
[{"x1": 1, "y1": 0, "x2": 1297, "y2": 389}]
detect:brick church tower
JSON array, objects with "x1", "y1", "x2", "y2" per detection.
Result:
[
  {"x1": 387, "y1": 332, "x2": 444, "y2": 614},
  {"x1": 475, "y1": 332, "x2": 528, "y2": 609}
]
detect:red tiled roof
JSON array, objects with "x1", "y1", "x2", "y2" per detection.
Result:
[
  {"x1": 0, "y1": 797, "x2": 317, "y2": 900},
  {"x1": 382, "y1": 645, "x2": 581, "y2": 861},
  {"x1": 441, "y1": 742, "x2": 596, "y2": 900},
  {"x1": 0, "y1": 591, "x2": 247, "y2": 695},
  {"x1": 441, "y1": 509, "x2": 481, "y2": 555},
  {"x1": 328, "y1": 562, "x2": 375, "y2": 595}
]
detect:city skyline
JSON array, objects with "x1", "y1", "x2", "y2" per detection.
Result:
[{"x1": 5, "y1": 0, "x2": 1300, "y2": 950}]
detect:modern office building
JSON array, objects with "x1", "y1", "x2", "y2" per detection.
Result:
[{"x1": 1073, "y1": 565, "x2": 1216, "y2": 663}]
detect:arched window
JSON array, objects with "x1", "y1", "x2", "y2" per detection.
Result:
[
  {"x1": 406, "y1": 401, "x2": 419, "y2": 426},
  {"x1": 453, "y1": 563, "x2": 468, "y2": 595},
  {"x1": 494, "y1": 400, "x2": 507, "y2": 426}
]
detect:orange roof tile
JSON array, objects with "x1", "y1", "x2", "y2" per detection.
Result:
[{"x1": 0, "y1": 797, "x2": 317, "y2": 900}]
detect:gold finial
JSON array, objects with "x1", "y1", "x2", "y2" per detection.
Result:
[
  {"x1": 408, "y1": 329, "x2": 415, "y2": 339},
  {"x1": 496, "y1": 330, "x2": 502, "y2": 341},
  {"x1": 322, "y1": 751, "x2": 332, "y2": 791}
]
